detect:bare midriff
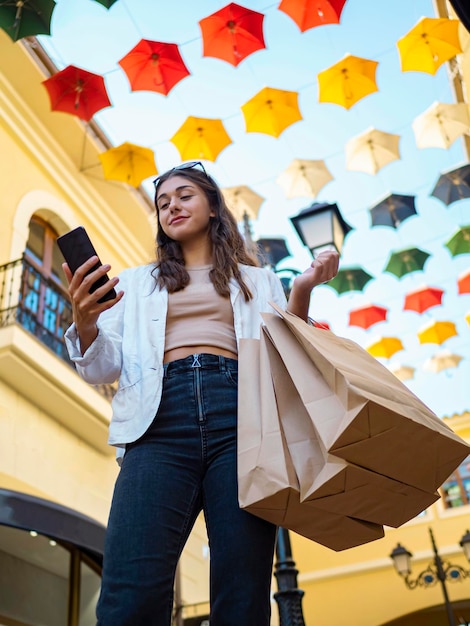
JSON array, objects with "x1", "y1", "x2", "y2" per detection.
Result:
[{"x1": 164, "y1": 345, "x2": 238, "y2": 363}]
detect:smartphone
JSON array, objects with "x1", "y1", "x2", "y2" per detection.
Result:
[{"x1": 57, "y1": 226, "x2": 117, "y2": 303}]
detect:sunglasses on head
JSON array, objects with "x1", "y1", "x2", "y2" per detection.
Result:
[{"x1": 153, "y1": 161, "x2": 207, "y2": 188}]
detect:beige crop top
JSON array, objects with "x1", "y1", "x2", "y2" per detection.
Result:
[{"x1": 165, "y1": 265, "x2": 237, "y2": 354}]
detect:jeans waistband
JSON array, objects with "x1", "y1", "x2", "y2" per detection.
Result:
[{"x1": 163, "y1": 353, "x2": 238, "y2": 377}]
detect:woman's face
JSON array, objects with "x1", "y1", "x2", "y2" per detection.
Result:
[{"x1": 156, "y1": 175, "x2": 215, "y2": 245}]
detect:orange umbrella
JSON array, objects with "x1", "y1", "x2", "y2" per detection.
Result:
[
  {"x1": 366, "y1": 336, "x2": 404, "y2": 359},
  {"x1": 457, "y1": 269, "x2": 470, "y2": 294},
  {"x1": 318, "y1": 54, "x2": 379, "y2": 110},
  {"x1": 348, "y1": 304, "x2": 388, "y2": 329},
  {"x1": 42, "y1": 65, "x2": 112, "y2": 122},
  {"x1": 403, "y1": 286, "x2": 444, "y2": 314},
  {"x1": 170, "y1": 117, "x2": 232, "y2": 162},
  {"x1": 118, "y1": 40, "x2": 190, "y2": 96},
  {"x1": 278, "y1": 0, "x2": 347, "y2": 32},
  {"x1": 198, "y1": 3, "x2": 265, "y2": 67},
  {"x1": 241, "y1": 87, "x2": 302, "y2": 137},
  {"x1": 99, "y1": 142, "x2": 157, "y2": 187},
  {"x1": 397, "y1": 17, "x2": 462, "y2": 75},
  {"x1": 417, "y1": 320, "x2": 458, "y2": 345}
]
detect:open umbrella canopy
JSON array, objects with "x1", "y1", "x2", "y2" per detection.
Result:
[
  {"x1": 412, "y1": 101, "x2": 470, "y2": 150},
  {"x1": 345, "y1": 127, "x2": 401, "y2": 175},
  {"x1": 198, "y1": 2, "x2": 265, "y2": 67},
  {"x1": 92, "y1": 0, "x2": 118, "y2": 7},
  {"x1": 42, "y1": 65, "x2": 112, "y2": 122},
  {"x1": 256, "y1": 237, "x2": 291, "y2": 267},
  {"x1": 221, "y1": 185, "x2": 264, "y2": 222},
  {"x1": 348, "y1": 304, "x2": 388, "y2": 329},
  {"x1": 0, "y1": 0, "x2": 55, "y2": 41},
  {"x1": 458, "y1": 269, "x2": 470, "y2": 294},
  {"x1": 384, "y1": 246, "x2": 430, "y2": 279},
  {"x1": 277, "y1": 0, "x2": 347, "y2": 32},
  {"x1": 403, "y1": 285, "x2": 444, "y2": 314},
  {"x1": 388, "y1": 364, "x2": 415, "y2": 381},
  {"x1": 369, "y1": 193, "x2": 417, "y2": 229},
  {"x1": 276, "y1": 158, "x2": 333, "y2": 198},
  {"x1": 466, "y1": 311, "x2": 470, "y2": 328},
  {"x1": 417, "y1": 319, "x2": 458, "y2": 345},
  {"x1": 423, "y1": 349, "x2": 463, "y2": 373},
  {"x1": 397, "y1": 16, "x2": 462, "y2": 75},
  {"x1": 98, "y1": 142, "x2": 157, "y2": 187},
  {"x1": 170, "y1": 116, "x2": 232, "y2": 162},
  {"x1": 241, "y1": 87, "x2": 302, "y2": 137},
  {"x1": 366, "y1": 336, "x2": 404, "y2": 359},
  {"x1": 317, "y1": 54, "x2": 379, "y2": 110},
  {"x1": 118, "y1": 40, "x2": 190, "y2": 96},
  {"x1": 445, "y1": 225, "x2": 470, "y2": 257},
  {"x1": 325, "y1": 266, "x2": 373, "y2": 294},
  {"x1": 431, "y1": 164, "x2": 470, "y2": 206}
]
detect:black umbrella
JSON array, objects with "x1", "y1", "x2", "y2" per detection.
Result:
[
  {"x1": 256, "y1": 237, "x2": 292, "y2": 268},
  {"x1": 369, "y1": 193, "x2": 417, "y2": 228},
  {"x1": 431, "y1": 163, "x2": 470, "y2": 206}
]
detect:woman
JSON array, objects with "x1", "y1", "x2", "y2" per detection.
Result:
[{"x1": 64, "y1": 161, "x2": 339, "y2": 626}]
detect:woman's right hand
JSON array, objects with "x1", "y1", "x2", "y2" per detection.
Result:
[{"x1": 63, "y1": 256, "x2": 123, "y2": 354}]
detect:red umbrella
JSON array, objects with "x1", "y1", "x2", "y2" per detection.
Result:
[
  {"x1": 118, "y1": 40, "x2": 190, "y2": 96},
  {"x1": 348, "y1": 304, "x2": 388, "y2": 329},
  {"x1": 42, "y1": 65, "x2": 112, "y2": 122},
  {"x1": 198, "y1": 3, "x2": 266, "y2": 67},
  {"x1": 278, "y1": 0, "x2": 347, "y2": 32},
  {"x1": 403, "y1": 285, "x2": 444, "y2": 313},
  {"x1": 458, "y1": 269, "x2": 470, "y2": 294}
]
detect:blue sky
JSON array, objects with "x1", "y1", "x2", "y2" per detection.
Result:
[{"x1": 40, "y1": 0, "x2": 469, "y2": 419}]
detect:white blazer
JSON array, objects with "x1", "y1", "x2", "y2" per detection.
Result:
[{"x1": 65, "y1": 263, "x2": 287, "y2": 462}]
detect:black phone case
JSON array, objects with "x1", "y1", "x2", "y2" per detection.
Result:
[{"x1": 57, "y1": 226, "x2": 116, "y2": 303}]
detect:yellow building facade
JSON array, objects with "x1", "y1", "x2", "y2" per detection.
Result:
[{"x1": 0, "y1": 1, "x2": 469, "y2": 624}]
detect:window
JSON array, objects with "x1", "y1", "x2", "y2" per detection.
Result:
[{"x1": 440, "y1": 455, "x2": 470, "y2": 508}]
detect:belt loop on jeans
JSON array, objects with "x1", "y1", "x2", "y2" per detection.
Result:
[{"x1": 191, "y1": 354, "x2": 201, "y2": 368}]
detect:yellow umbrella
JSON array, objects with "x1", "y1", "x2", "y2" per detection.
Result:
[
  {"x1": 423, "y1": 349, "x2": 462, "y2": 373},
  {"x1": 465, "y1": 310, "x2": 470, "y2": 327},
  {"x1": 345, "y1": 127, "x2": 401, "y2": 175},
  {"x1": 387, "y1": 364, "x2": 415, "y2": 381},
  {"x1": 170, "y1": 116, "x2": 232, "y2": 162},
  {"x1": 412, "y1": 101, "x2": 470, "y2": 149},
  {"x1": 221, "y1": 185, "x2": 264, "y2": 222},
  {"x1": 241, "y1": 87, "x2": 302, "y2": 137},
  {"x1": 365, "y1": 336, "x2": 404, "y2": 359},
  {"x1": 397, "y1": 17, "x2": 462, "y2": 75},
  {"x1": 317, "y1": 54, "x2": 379, "y2": 110},
  {"x1": 417, "y1": 319, "x2": 458, "y2": 345},
  {"x1": 99, "y1": 142, "x2": 158, "y2": 187},
  {"x1": 276, "y1": 158, "x2": 333, "y2": 198}
]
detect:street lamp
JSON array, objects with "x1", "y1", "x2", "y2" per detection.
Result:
[
  {"x1": 290, "y1": 202, "x2": 352, "y2": 258},
  {"x1": 390, "y1": 527, "x2": 470, "y2": 626}
]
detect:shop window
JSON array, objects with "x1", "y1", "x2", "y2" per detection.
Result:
[{"x1": 440, "y1": 455, "x2": 470, "y2": 508}]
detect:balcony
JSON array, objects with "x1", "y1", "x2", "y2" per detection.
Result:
[{"x1": 0, "y1": 257, "x2": 115, "y2": 455}]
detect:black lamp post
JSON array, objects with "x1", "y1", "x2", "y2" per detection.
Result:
[
  {"x1": 290, "y1": 202, "x2": 352, "y2": 258},
  {"x1": 274, "y1": 528, "x2": 306, "y2": 626},
  {"x1": 390, "y1": 527, "x2": 470, "y2": 626}
]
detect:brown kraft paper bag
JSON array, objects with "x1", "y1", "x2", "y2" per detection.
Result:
[
  {"x1": 237, "y1": 337, "x2": 385, "y2": 551},
  {"x1": 262, "y1": 304, "x2": 470, "y2": 494},
  {"x1": 261, "y1": 322, "x2": 439, "y2": 527}
]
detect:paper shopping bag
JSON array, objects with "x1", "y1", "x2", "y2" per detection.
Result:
[
  {"x1": 262, "y1": 304, "x2": 470, "y2": 494},
  {"x1": 237, "y1": 337, "x2": 384, "y2": 551},
  {"x1": 261, "y1": 322, "x2": 439, "y2": 527}
]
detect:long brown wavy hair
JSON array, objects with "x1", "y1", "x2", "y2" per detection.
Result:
[{"x1": 153, "y1": 166, "x2": 259, "y2": 302}]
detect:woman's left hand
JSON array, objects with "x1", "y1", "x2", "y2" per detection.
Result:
[{"x1": 286, "y1": 249, "x2": 340, "y2": 321}]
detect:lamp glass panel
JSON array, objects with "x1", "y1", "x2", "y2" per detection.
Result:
[
  {"x1": 297, "y1": 210, "x2": 334, "y2": 251},
  {"x1": 393, "y1": 550, "x2": 411, "y2": 576}
]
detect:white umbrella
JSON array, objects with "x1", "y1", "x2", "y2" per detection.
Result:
[
  {"x1": 345, "y1": 127, "x2": 401, "y2": 175},
  {"x1": 387, "y1": 364, "x2": 415, "y2": 381},
  {"x1": 221, "y1": 185, "x2": 265, "y2": 222},
  {"x1": 276, "y1": 158, "x2": 333, "y2": 198},
  {"x1": 412, "y1": 101, "x2": 470, "y2": 149},
  {"x1": 423, "y1": 349, "x2": 463, "y2": 373}
]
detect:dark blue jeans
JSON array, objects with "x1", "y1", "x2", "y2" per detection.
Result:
[{"x1": 96, "y1": 354, "x2": 277, "y2": 626}]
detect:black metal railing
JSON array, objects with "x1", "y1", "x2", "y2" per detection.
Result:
[{"x1": 0, "y1": 257, "x2": 116, "y2": 402}]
